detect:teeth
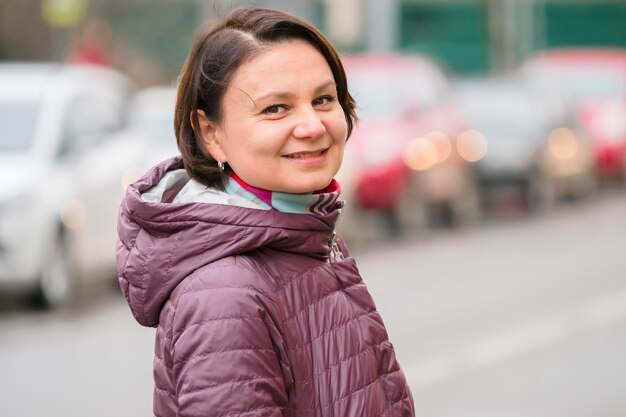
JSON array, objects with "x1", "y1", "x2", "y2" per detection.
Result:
[{"x1": 287, "y1": 150, "x2": 323, "y2": 158}]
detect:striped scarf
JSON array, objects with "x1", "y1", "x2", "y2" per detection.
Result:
[{"x1": 226, "y1": 172, "x2": 342, "y2": 215}]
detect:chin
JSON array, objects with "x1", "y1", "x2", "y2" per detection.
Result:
[{"x1": 284, "y1": 177, "x2": 334, "y2": 194}]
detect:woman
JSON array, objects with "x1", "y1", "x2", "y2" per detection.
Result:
[{"x1": 117, "y1": 7, "x2": 415, "y2": 417}]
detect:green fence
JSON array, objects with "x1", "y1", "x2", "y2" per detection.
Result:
[
  {"x1": 399, "y1": 0, "x2": 626, "y2": 74},
  {"x1": 544, "y1": 2, "x2": 626, "y2": 49},
  {"x1": 399, "y1": 2, "x2": 489, "y2": 73}
]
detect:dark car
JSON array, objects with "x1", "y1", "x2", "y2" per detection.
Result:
[{"x1": 453, "y1": 77, "x2": 596, "y2": 212}]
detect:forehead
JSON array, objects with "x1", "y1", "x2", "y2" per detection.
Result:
[{"x1": 230, "y1": 40, "x2": 334, "y2": 89}]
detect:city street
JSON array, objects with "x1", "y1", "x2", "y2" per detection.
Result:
[{"x1": 1, "y1": 190, "x2": 626, "y2": 417}]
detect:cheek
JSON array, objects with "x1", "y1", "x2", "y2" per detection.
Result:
[
  {"x1": 221, "y1": 121, "x2": 273, "y2": 156},
  {"x1": 328, "y1": 112, "x2": 349, "y2": 140},
  {"x1": 229, "y1": 130, "x2": 284, "y2": 163},
  {"x1": 252, "y1": 124, "x2": 294, "y2": 151}
]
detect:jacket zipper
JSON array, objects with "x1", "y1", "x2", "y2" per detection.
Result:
[
  {"x1": 329, "y1": 207, "x2": 345, "y2": 262},
  {"x1": 329, "y1": 232, "x2": 345, "y2": 262}
]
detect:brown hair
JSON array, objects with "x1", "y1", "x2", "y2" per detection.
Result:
[{"x1": 174, "y1": 7, "x2": 357, "y2": 190}]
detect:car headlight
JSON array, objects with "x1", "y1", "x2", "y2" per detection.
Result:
[
  {"x1": 404, "y1": 137, "x2": 438, "y2": 171},
  {"x1": 403, "y1": 132, "x2": 453, "y2": 171},
  {"x1": 428, "y1": 132, "x2": 453, "y2": 164},
  {"x1": 60, "y1": 198, "x2": 86, "y2": 230},
  {"x1": 457, "y1": 130, "x2": 488, "y2": 162},
  {"x1": 548, "y1": 127, "x2": 579, "y2": 160}
]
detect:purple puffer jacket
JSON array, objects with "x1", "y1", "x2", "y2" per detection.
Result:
[{"x1": 117, "y1": 157, "x2": 414, "y2": 417}]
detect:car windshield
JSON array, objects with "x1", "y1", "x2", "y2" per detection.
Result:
[
  {"x1": 131, "y1": 110, "x2": 175, "y2": 143},
  {"x1": 348, "y1": 72, "x2": 410, "y2": 121},
  {"x1": 457, "y1": 91, "x2": 543, "y2": 137},
  {"x1": 530, "y1": 65, "x2": 625, "y2": 104},
  {"x1": 468, "y1": 116, "x2": 538, "y2": 137},
  {"x1": 130, "y1": 105, "x2": 175, "y2": 142},
  {"x1": 0, "y1": 99, "x2": 40, "y2": 152}
]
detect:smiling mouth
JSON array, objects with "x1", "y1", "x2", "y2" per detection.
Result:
[{"x1": 284, "y1": 149, "x2": 327, "y2": 159}]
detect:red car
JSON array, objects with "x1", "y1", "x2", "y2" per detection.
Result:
[
  {"x1": 522, "y1": 48, "x2": 626, "y2": 182},
  {"x1": 336, "y1": 54, "x2": 480, "y2": 243}
]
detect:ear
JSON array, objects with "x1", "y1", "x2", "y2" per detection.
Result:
[{"x1": 196, "y1": 110, "x2": 228, "y2": 163}]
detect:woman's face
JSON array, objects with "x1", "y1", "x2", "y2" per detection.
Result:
[{"x1": 200, "y1": 40, "x2": 347, "y2": 194}]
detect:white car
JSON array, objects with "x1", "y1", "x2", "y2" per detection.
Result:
[
  {"x1": 81, "y1": 86, "x2": 180, "y2": 269},
  {"x1": 0, "y1": 63, "x2": 133, "y2": 308},
  {"x1": 109, "y1": 86, "x2": 180, "y2": 191},
  {"x1": 94, "y1": 85, "x2": 180, "y2": 208}
]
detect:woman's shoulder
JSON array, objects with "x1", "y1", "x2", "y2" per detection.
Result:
[
  {"x1": 166, "y1": 255, "x2": 279, "y2": 316},
  {"x1": 153, "y1": 256, "x2": 277, "y2": 340}
]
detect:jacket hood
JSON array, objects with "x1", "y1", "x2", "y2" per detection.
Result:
[{"x1": 117, "y1": 156, "x2": 341, "y2": 327}]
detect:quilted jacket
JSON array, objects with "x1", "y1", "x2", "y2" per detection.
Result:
[{"x1": 117, "y1": 157, "x2": 415, "y2": 417}]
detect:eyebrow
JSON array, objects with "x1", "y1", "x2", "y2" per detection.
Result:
[{"x1": 251, "y1": 79, "x2": 337, "y2": 104}]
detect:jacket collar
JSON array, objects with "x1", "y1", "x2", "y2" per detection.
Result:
[{"x1": 118, "y1": 156, "x2": 342, "y2": 326}]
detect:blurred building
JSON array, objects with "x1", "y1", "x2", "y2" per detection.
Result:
[
  {"x1": 0, "y1": 0, "x2": 625, "y2": 85},
  {"x1": 397, "y1": 0, "x2": 626, "y2": 73}
]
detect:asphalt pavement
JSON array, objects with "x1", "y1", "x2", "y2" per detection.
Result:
[{"x1": 1, "y1": 190, "x2": 625, "y2": 417}]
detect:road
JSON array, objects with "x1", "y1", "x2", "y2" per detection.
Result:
[{"x1": 1, "y1": 190, "x2": 625, "y2": 417}]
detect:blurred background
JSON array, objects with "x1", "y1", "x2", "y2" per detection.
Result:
[{"x1": 1, "y1": 0, "x2": 626, "y2": 416}]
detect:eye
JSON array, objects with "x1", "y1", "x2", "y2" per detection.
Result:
[
  {"x1": 313, "y1": 95, "x2": 336, "y2": 107},
  {"x1": 262, "y1": 104, "x2": 287, "y2": 115}
]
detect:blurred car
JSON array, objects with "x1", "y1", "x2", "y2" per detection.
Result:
[
  {"x1": 0, "y1": 63, "x2": 133, "y2": 308},
  {"x1": 337, "y1": 53, "x2": 480, "y2": 244},
  {"x1": 522, "y1": 48, "x2": 626, "y2": 182},
  {"x1": 99, "y1": 86, "x2": 180, "y2": 193},
  {"x1": 88, "y1": 86, "x2": 179, "y2": 253},
  {"x1": 452, "y1": 77, "x2": 596, "y2": 212}
]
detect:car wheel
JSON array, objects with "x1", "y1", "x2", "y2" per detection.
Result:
[
  {"x1": 525, "y1": 169, "x2": 556, "y2": 213},
  {"x1": 33, "y1": 232, "x2": 77, "y2": 309},
  {"x1": 395, "y1": 180, "x2": 429, "y2": 237},
  {"x1": 622, "y1": 150, "x2": 626, "y2": 187},
  {"x1": 576, "y1": 170, "x2": 599, "y2": 199},
  {"x1": 451, "y1": 179, "x2": 482, "y2": 227}
]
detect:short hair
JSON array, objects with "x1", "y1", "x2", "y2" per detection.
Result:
[{"x1": 174, "y1": 7, "x2": 357, "y2": 190}]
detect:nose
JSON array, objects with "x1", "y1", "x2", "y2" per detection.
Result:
[{"x1": 292, "y1": 107, "x2": 326, "y2": 139}]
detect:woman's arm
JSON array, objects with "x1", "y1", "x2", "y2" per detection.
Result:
[{"x1": 170, "y1": 265, "x2": 288, "y2": 417}]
